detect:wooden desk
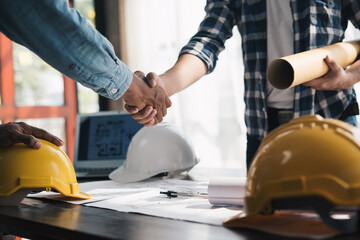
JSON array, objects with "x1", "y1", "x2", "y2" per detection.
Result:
[
  {"x1": 0, "y1": 197, "x2": 280, "y2": 240},
  {"x1": 0, "y1": 197, "x2": 359, "y2": 239},
  {"x1": 0, "y1": 168, "x2": 359, "y2": 240}
]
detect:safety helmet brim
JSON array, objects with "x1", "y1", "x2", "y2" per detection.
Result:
[{"x1": 64, "y1": 191, "x2": 92, "y2": 199}]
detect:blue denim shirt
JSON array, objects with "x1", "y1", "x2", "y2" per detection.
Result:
[{"x1": 0, "y1": 0, "x2": 132, "y2": 100}]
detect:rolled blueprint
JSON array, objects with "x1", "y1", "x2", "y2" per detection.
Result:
[
  {"x1": 208, "y1": 177, "x2": 246, "y2": 206},
  {"x1": 267, "y1": 40, "x2": 360, "y2": 89}
]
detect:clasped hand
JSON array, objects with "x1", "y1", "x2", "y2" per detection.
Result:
[{"x1": 122, "y1": 71, "x2": 171, "y2": 126}]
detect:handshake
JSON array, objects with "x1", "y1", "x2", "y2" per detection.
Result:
[
  {"x1": 122, "y1": 71, "x2": 171, "y2": 126},
  {"x1": 0, "y1": 71, "x2": 169, "y2": 150}
]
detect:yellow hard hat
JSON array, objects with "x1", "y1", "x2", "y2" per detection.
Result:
[
  {"x1": 225, "y1": 115, "x2": 360, "y2": 233},
  {"x1": 0, "y1": 139, "x2": 91, "y2": 205}
]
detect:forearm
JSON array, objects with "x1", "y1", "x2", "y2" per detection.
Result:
[
  {"x1": 161, "y1": 54, "x2": 207, "y2": 96},
  {"x1": 346, "y1": 59, "x2": 360, "y2": 86}
]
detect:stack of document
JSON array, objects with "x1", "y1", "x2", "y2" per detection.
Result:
[{"x1": 30, "y1": 178, "x2": 340, "y2": 238}]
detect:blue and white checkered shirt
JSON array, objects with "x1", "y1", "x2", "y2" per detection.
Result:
[{"x1": 180, "y1": 0, "x2": 360, "y2": 140}]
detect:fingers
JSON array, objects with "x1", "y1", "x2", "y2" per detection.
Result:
[
  {"x1": 165, "y1": 97, "x2": 172, "y2": 108},
  {"x1": 129, "y1": 106, "x2": 158, "y2": 125},
  {"x1": 146, "y1": 72, "x2": 169, "y2": 122},
  {"x1": 146, "y1": 72, "x2": 159, "y2": 88},
  {"x1": 303, "y1": 55, "x2": 348, "y2": 90},
  {"x1": 144, "y1": 118, "x2": 156, "y2": 127},
  {"x1": 161, "y1": 101, "x2": 167, "y2": 120},
  {"x1": 19, "y1": 122, "x2": 64, "y2": 147},
  {"x1": 124, "y1": 71, "x2": 171, "y2": 126},
  {"x1": 134, "y1": 70, "x2": 145, "y2": 79},
  {"x1": 324, "y1": 55, "x2": 337, "y2": 69},
  {"x1": 0, "y1": 122, "x2": 63, "y2": 149},
  {"x1": 159, "y1": 90, "x2": 171, "y2": 122},
  {"x1": 124, "y1": 104, "x2": 139, "y2": 114},
  {"x1": 0, "y1": 123, "x2": 40, "y2": 148},
  {"x1": 155, "y1": 111, "x2": 163, "y2": 124},
  {"x1": 154, "y1": 100, "x2": 164, "y2": 124},
  {"x1": 135, "y1": 71, "x2": 159, "y2": 87},
  {"x1": 16, "y1": 133, "x2": 42, "y2": 149}
]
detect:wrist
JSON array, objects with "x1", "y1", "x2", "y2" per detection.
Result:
[
  {"x1": 158, "y1": 74, "x2": 173, "y2": 96},
  {"x1": 345, "y1": 68, "x2": 359, "y2": 87}
]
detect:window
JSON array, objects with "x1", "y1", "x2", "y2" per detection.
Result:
[
  {"x1": 0, "y1": 1, "x2": 100, "y2": 160},
  {"x1": 122, "y1": 0, "x2": 247, "y2": 174},
  {"x1": 11, "y1": 42, "x2": 67, "y2": 148},
  {"x1": 73, "y1": 0, "x2": 99, "y2": 114},
  {"x1": 0, "y1": 9, "x2": 77, "y2": 159},
  {"x1": 13, "y1": 43, "x2": 64, "y2": 107}
]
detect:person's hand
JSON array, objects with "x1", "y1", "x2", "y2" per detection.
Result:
[
  {"x1": 123, "y1": 71, "x2": 171, "y2": 126},
  {"x1": 125, "y1": 72, "x2": 170, "y2": 126},
  {"x1": 126, "y1": 105, "x2": 158, "y2": 126},
  {"x1": 123, "y1": 72, "x2": 157, "y2": 126},
  {"x1": 0, "y1": 122, "x2": 64, "y2": 149},
  {"x1": 303, "y1": 55, "x2": 356, "y2": 90}
]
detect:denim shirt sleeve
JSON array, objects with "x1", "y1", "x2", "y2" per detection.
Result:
[{"x1": 0, "y1": 0, "x2": 132, "y2": 100}]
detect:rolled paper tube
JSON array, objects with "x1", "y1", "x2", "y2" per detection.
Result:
[
  {"x1": 267, "y1": 40, "x2": 360, "y2": 89},
  {"x1": 207, "y1": 177, "x2": 246, "y2": 206}
]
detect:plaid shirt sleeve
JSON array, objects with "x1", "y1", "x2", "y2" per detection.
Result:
[
  {"x1": 343, "y1": 0, "x2": 360, "y2": 28},
  {"x1": 179, "y1": 0, "x2": 237, "y2": 74},
  {"x1": 178, "y1": 0, "x2": 359, "y2": 141}
]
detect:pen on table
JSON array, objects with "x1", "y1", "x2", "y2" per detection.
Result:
[
  {"x1": 160, "y1": 178, "x2": 246, "y2": 206},
  {"x1": 160, "y1": 190, "x2": 208, "y2": 199}
]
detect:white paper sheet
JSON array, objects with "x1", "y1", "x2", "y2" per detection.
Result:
[
  {"x1": 29, "y1": 179, "x2": 243, "y2": 225},
  {"x1": 28, "y1": 178, "x2": 342, "y2": 238}
]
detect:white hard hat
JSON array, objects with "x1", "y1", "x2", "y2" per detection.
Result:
[{"x1": 109, "y1": 122, "x2": 199, "y2": 183}]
